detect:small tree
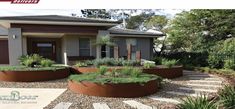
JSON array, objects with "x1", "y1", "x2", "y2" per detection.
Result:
[{"x1": 94, "y1": 36, "x2": 116, "y2": 47}]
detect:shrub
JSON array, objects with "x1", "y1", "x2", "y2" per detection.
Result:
[
  {"x1": 19, "y1": 54, "x2": 43, "y2": 67},
  {"x1": 177, "y1": 95, "x2": 218, "y2": 109},
  {"x1": 40, "y1": 59, "x2": 54, "y2": 67},
  {"x1": 161, "y1": 59, "x2": 179, "y2": 68},
  {"x1": 208, "y1": 38, "x2": 235, "y2": 69},
  {"x1": 92, "y1": 58, "x2": 140, "y2": 67},
  {"x1": 98, "y1": 66, "x2": 108, "y2": 75},
  {"x1": 153, "y1": 56, "x2": 162, "y2": 65},
  {"x1": 130, "y1": 68, "x2": 142, "y2": 77},
  {"x1": 120, "y1": 67, "x2": 133, "y2": 75},
  {"x1": 75, "y1": 61, "x2": 88, "y2": 67},
  {"x1": 224, "y1": 59, "x2": 235, "y2": 70},
  {"x1": 143, "y1": 62, "x2": 156, "y2": 68},
  {"x1": 19, "y1": 54, "x2": 54, "y2": 67},
  {"x1": 122, "y1": 60, "x2": 140, "y2": 66},
  {"x1": 22, "y1": 58, "x2": 34, "y2": 67},
  {"x1": 218, "y1": 85, "x2": 235, "y2": 109}
]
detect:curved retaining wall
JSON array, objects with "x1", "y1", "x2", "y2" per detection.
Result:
[
  {"x1": 0, "y1": 68, "x2": 70, "y2": 82},
  {"x1": 143, "y1": 66, "x2": 183, "y2": 79},
  {"x1": 68, "y1": 79, "x2": 158, "y2": 98}
]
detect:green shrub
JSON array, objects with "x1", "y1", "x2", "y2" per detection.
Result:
[
  {"x1": 23, "y1": 58, "x2": 35, "y2": 67},
  {"x1": 85, "y1": 60, "x2": 93, "y2": 65},
  {"x1": 208, "y1": 38, "x2": 235, "y2": 69},
  {"x1": 161, "y1": 59, "x2": 179, "y2": 68},
  {"x1": 218, "y1": 85, "x2": 235, "y2": 109},
  {"x1": 153, "y1": 56, "x2": 162, "y2": 65},
  {"x1": 122, "y1": 60, "x2": 140, "y2": 66},
  {"x1": 224, "y1": 59, "x2": 235, "y2": 70},
  {"x1": 177, "y1": 95, "x2": 218, "y2": 109},
  {"x1": 40, "y1": 59, "x2": 54, "y2": 67},
  {"x1": 19, "y1": 54, "x2": 43, "y2": 67},
  {"x1": 98, "y1": 66, "x2": 108, "y2": 75},
  {"x1": 130, "y1": 68, "x2": 142, "y2": 77},
  {"x1": 92, "y1": 58, "x2": 140, "y2": 67},
  {"x1": 143, "y1": 62, "x2": 156, "y2": 68},
  {"x1": 208, "y1": 53, "x2": 224, "y2": 69},
  {"x1": 120, "y1": 67, "x2": 133, "y2": 75},
  {"x1": 75, "y1": 61, "x2": 88, "y2": 67}
]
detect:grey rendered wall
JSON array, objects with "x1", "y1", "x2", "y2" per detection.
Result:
[
  {"x1": 137, "y1": 38, "x2": 152, "y2": 60},
  {"x1": 65, "y1": 35, "x2": 96, "y2": 57},
  {"x1": 8, "y1": 28, "x2": 22, "y2": 65},
  {"x1": 114, "y1": 38, "x2": 127, "y2": 58},
  {"x1": 114, "y1": 37, "x2": 153, "y2": 60},
  {"x1": 65, "y1": 36, "x2": 79, "y2": 56}
]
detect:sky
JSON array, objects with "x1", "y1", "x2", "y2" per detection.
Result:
[{"x1": 0, "y1": 9, "x2": 183, "y2": 18}]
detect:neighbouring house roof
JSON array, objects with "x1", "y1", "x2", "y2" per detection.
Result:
[
  {"x1": 0, "y1": 26, "x2": 7, "y2": 36},
  {"x1": 109, "y1": 28, "x2": 165, "y2": 38}
]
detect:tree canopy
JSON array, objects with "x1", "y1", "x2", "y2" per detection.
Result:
[
  {"x1": 167, "y1": 9, "x2": 235, "y2": 52},
  {"x1": 81, "y1": 9, "x2": 111, "y2": 19}
]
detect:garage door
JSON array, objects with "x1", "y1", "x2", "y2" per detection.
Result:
[{"x1": 0, "y1": 40, "x2": 9, "y2": 64}]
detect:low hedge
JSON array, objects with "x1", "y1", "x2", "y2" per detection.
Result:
[{"x1": 0, "y1": 66, "x2": 67, "y2": 71}]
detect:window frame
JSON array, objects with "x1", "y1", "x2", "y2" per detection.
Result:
[{"x1": 79, "y1": 38, "x2": 91, "y2": 56}]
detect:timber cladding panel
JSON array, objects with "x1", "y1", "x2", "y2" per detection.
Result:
[
  {"x1": 11, "y1": 24, "x2": 107, "y2": 34},
  {"x1": 0, "y1": 39, "x2": 9, "y2": 64}
]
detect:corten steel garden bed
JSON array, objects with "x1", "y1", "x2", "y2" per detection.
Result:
[
  {"x1": 0, "y1": 68, "x2": 70, "y2": 82},
  {"x1": 143, "y1": 66, "x2": 183, "y2": 79},
  {"x1": 68, "y1": 79, "x2": 159, "y2": 98}
]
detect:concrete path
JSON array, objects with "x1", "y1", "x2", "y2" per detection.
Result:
[
  {"x1": 53, "y1": 102, "x2": 72, "y2": 109},
  {"x1": 123, "y1": 100, "x2": 152, "y2": 109},
  {"x1": 93, "y1": 103, "x2": 110, "y2": 109},
  {"x1": 149, "y1": 96, "x2": 180, "y2": 104}
]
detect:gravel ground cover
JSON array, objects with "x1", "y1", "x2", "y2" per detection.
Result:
[{"x1": 0, "y1": 70, "x2": 229, "y2": 109}]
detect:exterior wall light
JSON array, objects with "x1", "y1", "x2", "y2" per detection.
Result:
[{"x1": 12, "y1": 35, "x2": 16, "y2": 39}]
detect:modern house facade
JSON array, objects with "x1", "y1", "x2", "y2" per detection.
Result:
[{"x1": 0, "y1": 15, "x2": 163, "y2": 65}]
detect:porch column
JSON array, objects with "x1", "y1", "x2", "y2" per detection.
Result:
[
  {"x1": 127, "y1": 44, "x2": 132, "y2": 60},
  {"x1": 61, "y1": 36, "x2": 68, "y2": 65},
  {"x1": 96, "y1": 30, "x2": 110, "y2": 59},
  {"x1": 114, "y1": 46, "x2": 119, "y2": 59},
  {"x1": 8, "y1": 28, "x2": 22, "y2": 65}
]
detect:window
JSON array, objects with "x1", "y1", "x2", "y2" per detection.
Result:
[{"x1": 79, "y1": 38, "x2": 90, "y2": 56}]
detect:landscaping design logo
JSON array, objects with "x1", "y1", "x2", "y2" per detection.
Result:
[
  {"x1": 0, "y1": 91, "x2": 38, "y2": 104},
  {"x1": 0, "y1": 0, "x2": 39, "y2": 4}
]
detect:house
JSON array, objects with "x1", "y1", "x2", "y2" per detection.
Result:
[{"x1": 0, "y1": 15, "x2": 164, "y2": 65}]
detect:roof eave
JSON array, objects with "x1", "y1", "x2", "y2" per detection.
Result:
[
  {"x1": 110, "y1": 33, "x2": 163, "y2": 38},
  {"x1": 0, "y1": 20, "x2": 119, "y2": 27}
]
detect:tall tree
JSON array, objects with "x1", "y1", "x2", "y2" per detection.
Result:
[
  {"x1": 126, "y1": 12, "x2": 155, "y2": 30},
  {"x1": 81, "y1": 9, "x2": 111, "y2": 19},
  {"x1": 144, "y1": 15, "x2": 169, "y2": 55},
  {"x1": 167, "y1": 9, "x2": 235, "y2": 52}
]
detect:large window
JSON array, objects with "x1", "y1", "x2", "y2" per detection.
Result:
[{"x1": 79, "y1": 38, "x2": 90, "y2": 56}]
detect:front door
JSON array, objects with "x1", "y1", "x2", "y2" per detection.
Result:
[{"x1": 32, "y1": 41, "x2": 56, "y2": 61}]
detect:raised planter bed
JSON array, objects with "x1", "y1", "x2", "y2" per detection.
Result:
[
  {"x1": 0, "y1": 68, "x2": 70, "y2": 82},
  {"x1": 68, "y1": 79, "x2": 158, "y2": 98},
  {"x1": 143, "y1": 66, "x2": 183, "y2": 79}
]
